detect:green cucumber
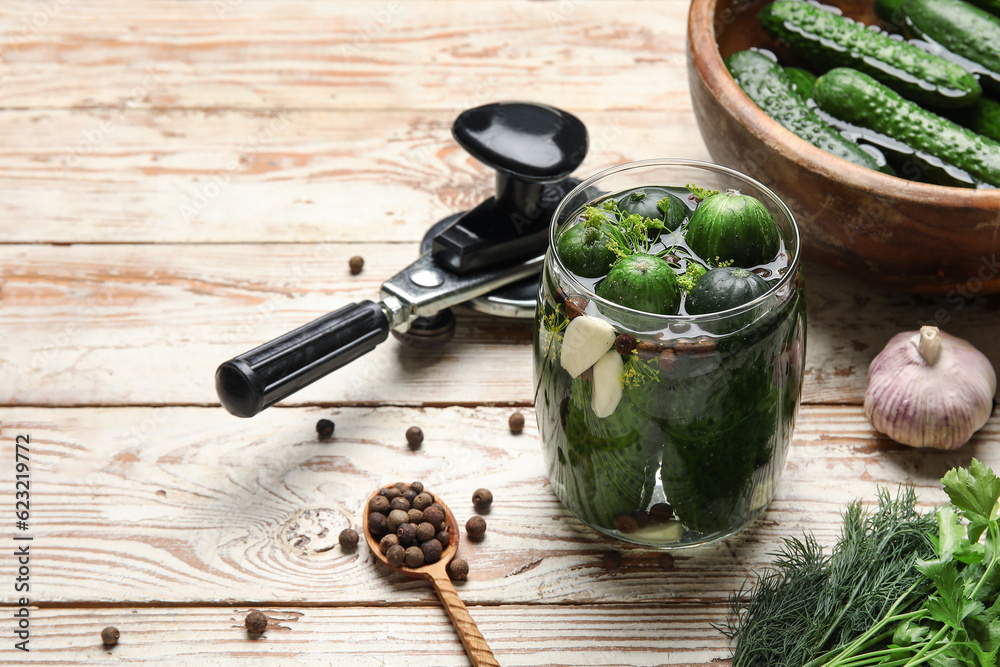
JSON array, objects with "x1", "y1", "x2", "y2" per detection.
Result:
[
  {"x1": 556, "y1": 220, "x2": 617, "y2": 278},
  {"x1": 760, "y1": 0, "x2": 981, "y2": 108},
  {"x1": 684, "y1": 191, "x2": 781, "y2": 268},
  {"x1": 596, "y1": 254, "x2": 681, "y2": 315},
  {"x1": 617, "y1": 187, "x2": 688, "y2": 232},
  {"x1": 784, "y1": 66, "x2": 817, "y2": 100},
  {"x1": 949, "y1": 96, "x2": 1000, "y2": 143},
  {"x1": 685, "y1": 267, "x2": 770, "y2": 316},
  {"x1": 813, "y1": 67, "x2": 1000, "y2": 186},
  {"x1": 877, "y1": 0, "x2": 1000, "y2": 86},
  {"x1": 725, "y1": 50, "x2": 881, "y2": 172}
]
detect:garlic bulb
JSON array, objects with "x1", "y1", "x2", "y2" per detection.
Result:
[{"x1": 864, "y1": 326, "x2": 996, "y2": 449}]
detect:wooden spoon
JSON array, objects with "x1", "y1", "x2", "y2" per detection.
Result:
[{"x1": 363, "y1": 485, "x2": 499, "y2": 667}]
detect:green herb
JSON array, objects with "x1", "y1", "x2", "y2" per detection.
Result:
[
  {"x1": 676, "y1": 262, "x2": 707, "y2": 293},
  {"x1": 726, "y1": 459, "x2": 1000, "y2": 667},
  {"x1": 686, "y1": 182, "x2": 720, "y2": 202}
]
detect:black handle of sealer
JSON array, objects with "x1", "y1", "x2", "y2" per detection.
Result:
[{"x1": 215, "y1": 300, "x2": 390, "y2": 418}]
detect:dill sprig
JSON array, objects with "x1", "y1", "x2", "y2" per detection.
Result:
[{"x1": 724, "y1": 486, "x2": 937, "y2": 667}]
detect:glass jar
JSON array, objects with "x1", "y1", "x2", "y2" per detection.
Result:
[{"x1": 533, "y1": 159, "x2": 805, "y2": 548}]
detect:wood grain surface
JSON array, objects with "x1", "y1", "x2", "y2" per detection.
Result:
[{"x1": 2, "y1": 1, "x2": 999, "y2": 665}]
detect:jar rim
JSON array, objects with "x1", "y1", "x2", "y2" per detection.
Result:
[{"x1": 547, "y1": 158, "x2": 802, "y2": 324}]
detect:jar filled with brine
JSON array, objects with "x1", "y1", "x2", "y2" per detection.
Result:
[{"x1": 533, "y1": 159, "x2": 805, "y2": 548}]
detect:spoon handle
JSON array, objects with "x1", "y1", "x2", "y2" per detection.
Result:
[{"x1": 430, "y1": 571, "x2": 500, "y2": 667}]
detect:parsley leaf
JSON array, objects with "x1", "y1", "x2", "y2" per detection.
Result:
[{"x1": 943, "y1": 459, "x2": 1000, "y2": 543}]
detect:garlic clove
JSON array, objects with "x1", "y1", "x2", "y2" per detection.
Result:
[
  {"x1": 864, "y1": 326, "x2": 997, "y2": 450},
  {"x1": 560, "y1": 314, "x2": 616, "y2": 378},
  {"x1": 591, "y1": 349, "x2": 624, "y2": 418}
]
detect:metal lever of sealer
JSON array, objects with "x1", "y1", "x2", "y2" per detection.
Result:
[{"x1": 216, "y1": 102, "x2": 588, "y2": 418}]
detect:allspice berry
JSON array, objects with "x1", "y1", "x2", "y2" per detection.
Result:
[
  {"x1": 397, "y1": 522, "x2": 418, "y2": 547},
  {"x1": 436, "y1": 529, "x2": 450, "y2": 548},
  {"x1": 367, "y1": 512, "x2": 387, "y2": 537},
  {"x1": 447, "y1": 557, "x2": 469, "y2": 581},
  {"x1": 421, "y1": 538, "x2": 443, "y2": 564},
  {"x1": 407, "y1": 508, "x2": 424, "y2": 524},
  {"x1": 339, "y1": 528, "x2": 359, "y2": 550},
  {"x1": 472, "y1": 488, "x2": 493, "y2": 511},
  {"x1": 659, "y1": 553, "x2": 675, "y2": 570},
  {"x1": 410, "y1": 481, "x2": 424, "y2": 494},
  {"x1": 369, "y1": 496, "x2": 390, "y2": 514},
  {"x1": 508, "y1": 411, "x2": 525, "y2": 434},
  {"x1": 389, "y1": 496, "x2": 411, "y2": 512},
  {"x1": 379, "y1": 533, "x2": 400, "y2": 555},
  {"x1": 101, "y1": 626, "x2": 119, "y2": 647},
  {"x1": 613, "y1": 514, "x2": 639, "y2": 534},
  {"x1": 415, "y1": 521, "x2": 436, "y2": 542},
  {"x1": 404, "y1": 545, "x2": 425, "y2": 568},
  {"x1": 245, "y1": 609, "x2": 268, "y2": 634},
  {"x1": 386, "y1": 544, "x2": 405, "y2": 567},
  {"x1": 602, "y1": 551, "x2": 623, "y2": 571},
  {"x1": 349, "y1": 255, "x2": 365, "y2": 275},
  {"x1": 466, "y1": 515, "x2": 487, "y2": 541},
  {"x1": 406, "y1": 426, "x2": 424, "y2": 449},
  {"x1": 412, "y1": 492, "x2": 434, "y2": 511},
  {"x1": 386, "y1": 509, "x2": 409, "y2": 534},
  {"x1": 422, "y1": 505, "x2": 445, "y2": 530},
  {"x1": 316, "y1": 418, "x2": 335, "y2": 439}
]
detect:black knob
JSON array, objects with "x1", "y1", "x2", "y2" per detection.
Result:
[{"x1": 432, "y1": 102, "x2": 588, "y2": 274}]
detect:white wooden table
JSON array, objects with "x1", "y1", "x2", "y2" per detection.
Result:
[{"x1": 1, "y1": 1, "x2": 998, "y2": 664}]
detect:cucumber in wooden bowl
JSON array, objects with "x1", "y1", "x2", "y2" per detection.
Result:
[
  {"x1": 876, "y1": 0, "x2": 1000, "y2": 93},
  {"x1": 725, "y1": 49, "x2": 888, "y2": 173},
  {"x1": 813, "y1": 67, "x2": 1000, "y2": 187},
  {"x1": 684, "y1": 190, "x2": 781, "y2": 268},
  {"x1": 760, "y1": 0, "x2": 981, "y2": 108}
]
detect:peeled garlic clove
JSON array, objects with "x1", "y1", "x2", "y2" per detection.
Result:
[
  {"x1": 592, "y1": 349, "x2": 624, "y2": 418},
  {"x1": 560, "y1": 314, "x2": 616, "y2": 378},
  {"x1": 864, "y1": 326, "x2": 997, "y2": 449}
]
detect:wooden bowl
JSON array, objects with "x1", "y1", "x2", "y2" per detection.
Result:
[{"x1": 687, "y1": 0, "x2": 1000, "y2": 294}]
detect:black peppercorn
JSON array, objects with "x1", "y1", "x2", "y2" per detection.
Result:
[
  {"x1": 407, "y1": 508, "x2": 424, "y2": 524},
  {"x1": 421, "y1": 538, "x2": 443, "y2": 564},
  {"x1": 412, "y1": 492, "x2": 434, "y2": 511},
  {"x1": 101, "y1": 626, "x2": 119, "y2": 647},
  {"x1": 447, "y1": 557, "x2": 469, "y2": 581},
  {"x1": 422, "y1": 505, "x2": 445, "y2": 530},
  {"x1": 406, "y1": 426, "x2": 424, "y2": 449},
  {"x1": 404, "y1": 545, "x2": 425, "y2": 568},
  {"x1": 386, "y1": 544, "x2": 405, "y2": 567},
  {"x1": 379, "y1": 533, "x2": 400, "y2": 555},
  {"x1": 339, "y1": 528, "x2": 359, "y2": 550},
  {"x1": 245, "y1": 609, "x2": 267, "y2": 634},
  {"x1": 410, "y1": 481, "x2": 424, "y2": 494},
  {"x1": 397, "y1": 522, "x2": 418, "y2": 547},
  {"x1": 415, "y1": 521, "x2": 436, "y2": 542},
  {"x1": 367, "y1": 512, "x2": 387, "y2": 536},
  {"x1": 466, "y1": 515, "x2": 487, "y2": 541},
  {"x1": 369, "y1": 496, "x2": 390, "y2": 514},
  {"x1": 386, "y1": 509, "x2": 409, "y2": 534},
  {"x1": 436, "y1": 529, "x2": 450, "y2": 548},
  {"x1": 316, "y1": 418, "x2": 335, "y2": 439},
  {"x1": 389, "y1": 496, "x2": 411, "y2": 512},
  {"x1": 613, "y1": 514, "x2": 638, "y2": 534},
  {"x1": 349, "y1": 255, "x2": 365, "y2": 275},
  {"x1": 508, "y1": 411, "x2": 524, "y2": 434},
  {"x1": 472, "y1": 488, "x2": 493, "y2": 511},
  {"x1": 602, "y1": 551, "x2": 623, "y2": 571}
]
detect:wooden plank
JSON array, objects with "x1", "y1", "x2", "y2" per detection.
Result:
[
  {"x1": 3, "y1": 243, "x2": 999, "y2": 407},
  {"x1": 0, "y1": 1, "x2": 690, "y2": 112},
  {"x1": 1, "y1": 405, "x2": 995, "y2": 608},
  {"x1": 0, "y1": 605, "x2": 729, "y2": 666},
  {"x1": 0, "y1": 108, "x2": 708, "y2": 243}
]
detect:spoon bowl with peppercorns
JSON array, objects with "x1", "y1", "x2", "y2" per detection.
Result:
[{"x1": 363, "y1": 482, "x2": 498, "y2": 667}]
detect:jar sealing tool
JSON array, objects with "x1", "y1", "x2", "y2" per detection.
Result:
[{"x1": 216, "y1": 101, "x2": 588, "y2": 417}]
